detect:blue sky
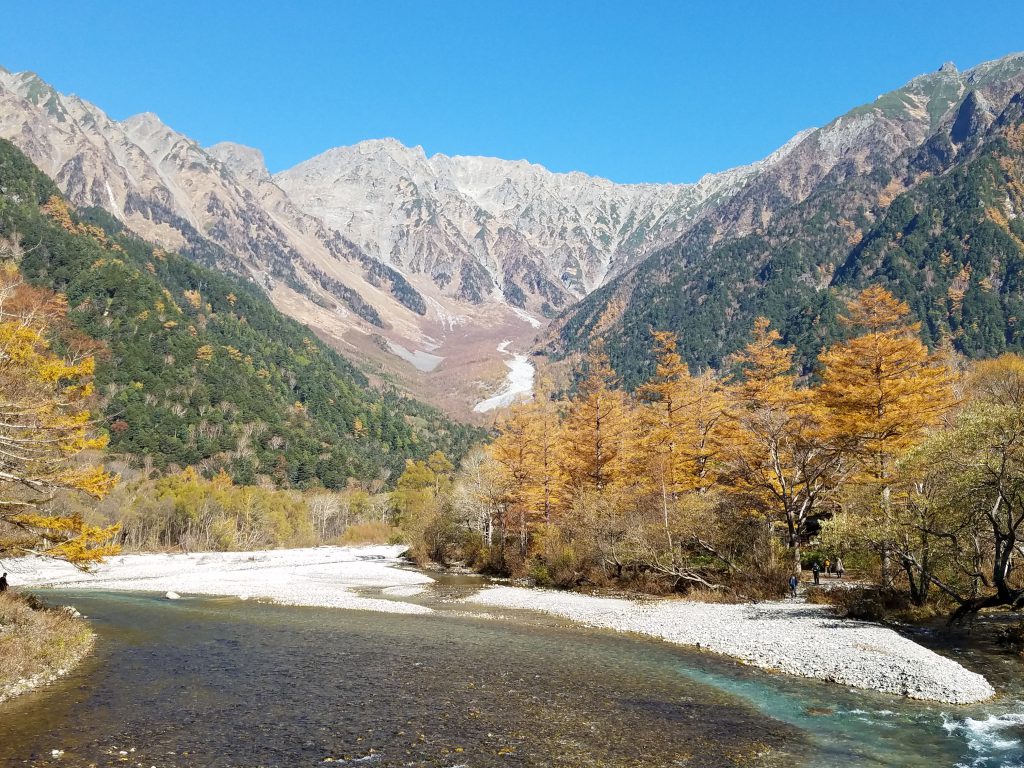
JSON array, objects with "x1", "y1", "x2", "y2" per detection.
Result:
[{"x1": 2, "y1": 1, "x2": 1023, "y2": 183}]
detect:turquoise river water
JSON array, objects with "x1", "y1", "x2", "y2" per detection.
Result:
[{"x1": 1, "y1": 583, "x2": 1023, "y2": 767}]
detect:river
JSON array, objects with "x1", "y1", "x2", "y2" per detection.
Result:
[
  {"x1": 473, "y1": 341, "x2": 535, "y2": 413},
  {"x1": 1, "y1": 583, "x2": 1023, "y2": 767}
]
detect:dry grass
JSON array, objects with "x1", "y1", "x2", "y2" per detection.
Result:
[{"x1": 0, "y1": 591, "x2": 93, "y2": 702}]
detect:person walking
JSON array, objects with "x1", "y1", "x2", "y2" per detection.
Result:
[
  {"x1": 835, "y1": 558, "x2": 845, "y2": 579},
  {"x1": 789, "y1": 574, "x2": 798, "y2": 598},
  {"x1": 812, "y1": 561, "x2": 821, "y2": 585},
  {"x1": 0, "y1": 572, "x2": 7, "y2": 592},
  {"x1": 824, "y1": 558, "x2": 831, "y2": 577}
]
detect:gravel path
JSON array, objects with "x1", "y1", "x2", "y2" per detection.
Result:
[{"x1": 463, "y1": 585, "x2": 995, "y2": 704}]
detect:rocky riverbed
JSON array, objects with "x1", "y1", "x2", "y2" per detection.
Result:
[
  {"x1": 5, "y1": 546, "x2": 994, "y2": 703},
  {"x1": 5, "y1": 545, "x2": 432, "y2": 614},
  {"x1": 464, "y1": 585, "x2": 995, "y2": 704}
]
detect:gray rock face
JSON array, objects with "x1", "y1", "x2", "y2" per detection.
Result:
[
  {"x1": 273, "y1": 138, "x2": 801, "y2": 309},
  {"x1": 951, "y1": 90, "x2": 994, "y2": 146}
]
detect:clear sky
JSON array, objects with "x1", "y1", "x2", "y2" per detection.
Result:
[{"x1": 2, "y1": 1, "x2": 1023, "y2": 183}]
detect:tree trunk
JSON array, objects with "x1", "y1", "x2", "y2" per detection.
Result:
[
  {"x1": 661, "y1": 477, "x2": 673, "y2": 552},
  {"x1": 880, "y1": 484, "x2": 893, "y2": 588},
  {"x1": 787, "y1": 516, "x2": 801, "y2": 573}
]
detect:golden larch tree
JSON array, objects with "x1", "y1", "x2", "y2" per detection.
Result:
[
  {"x1": 724, "y1": 318, "x2": 839, "y2": 572},
  {"x1": 559, "y1": 343, "x2": 638, "y2": 497},
  {"x1": 522, "y1": 376, "x2": 565, "y2": 527},
  {"x1": 818, "y1": 286, "x2": 955, "y2": 583},
  {"x1": 0, "y1": 264, "x2": 119, "y2": 567},
  {"x1": 639, "y1": 331, "x2": 728, "y2": 541},
  {"x1": 488, "y1": 403, "x2": 543, "y2": 555},
  {"x1": 487, "y1": 379, "x2": 565, "y2": 555}
]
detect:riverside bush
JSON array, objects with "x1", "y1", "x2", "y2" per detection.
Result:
[{"x1": 806, "y1": 586, "x2": 913, "y2": 621}]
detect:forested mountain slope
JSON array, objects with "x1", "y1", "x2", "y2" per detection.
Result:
[
  {"x1": 0, "y1": 139, "x2": 481, "y2": 488},
  {"x1": 548, "y1": 60, "x2": 1024, "y2": 386}
]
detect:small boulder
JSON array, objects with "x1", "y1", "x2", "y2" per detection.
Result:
[{"x1": 164, "y1": 591, "x2": 181, "y2": 600}]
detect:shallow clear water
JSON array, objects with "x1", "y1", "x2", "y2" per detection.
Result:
[{"x1": 0, "y1": 586, "x2": 1022, "y2": 768}]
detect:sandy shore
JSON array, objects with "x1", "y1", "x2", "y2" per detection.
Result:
[
  {"x1": 5, "y1": 545, "x2": 433, "y2": 615},
  {"x1": 464, "y1": 585, "x2": 994, "y2": 704},
  {"x1": 5, "y1": 547, "x2": 994, "y2": 703}
]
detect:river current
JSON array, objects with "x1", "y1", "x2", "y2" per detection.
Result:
[{"x1": 1, "y1": 584, "x2": 1023, "y2": 767}]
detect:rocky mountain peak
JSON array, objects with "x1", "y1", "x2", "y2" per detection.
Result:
[
  {"x1": 351, "y1": 137, "x2": 428, "y2": 166},
  {"x1": 1, "y1": 70, "x2": 68, "y2": 119},
  {"x1": 274, "y1": 132, "x2": 800, "y2": 306},
  {"x1": 207, "y1": 141, "x2": 271, "y2": 183},
  {"x1": 121, "y1": 111, "x2": 176, "y2": 141}
]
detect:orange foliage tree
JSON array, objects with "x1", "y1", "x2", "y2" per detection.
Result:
[
  {"x1": 818, "y1": 286, "x2": 954, "y2": 583},
  {"x1": 723, "y1": 318, "x2": 841, "y2": 572},
  {"x1": 559, "y1": 342, "x2": 639, "y2": 497},
  {"x1": 639, "y1": 331, "x2": 728, "y2": 542}
]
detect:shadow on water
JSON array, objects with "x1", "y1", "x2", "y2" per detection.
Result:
[{"x1": 1, "y1": 587, "x2": 1023, "y2": 767}]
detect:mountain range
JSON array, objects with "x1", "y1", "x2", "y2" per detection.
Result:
[
  {"x1": 3, "y1": 54, "x2": 1024, "y2": 414},
  {"x1": 550, "y1": 55, "x2": 1024, "y2": 383}
]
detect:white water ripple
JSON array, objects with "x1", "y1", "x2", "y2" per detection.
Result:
[{"x1": 945, "y1": 709, "x2": 1024, "y2": 767}]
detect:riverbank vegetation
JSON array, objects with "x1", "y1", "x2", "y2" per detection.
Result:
[
  {"x1": 399, "y1": 287, "x2": 1024, "y2": 619},
  {"x1": 0, "y1": 591, "x2": 93, "y2": 704},
  {"x1": 85, "y1": 467, "x2": 402, "y2": 551}
]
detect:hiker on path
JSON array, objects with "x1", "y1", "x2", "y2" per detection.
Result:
[
  {"x1": 835, "y1": 558, "x2": 845, "y2": 579},
  {"x1": 789, "y1": 574, "x2": 798, "y2": 598},
  {"x1": 0, "y1": 572, "x2": 7, "y2": 592},
  {"x1": 824, "y1": 558, "x2": 831, "y2": 576},
  {"x1": 812, "y1": 561, "x2": 821, "y2": 585}
]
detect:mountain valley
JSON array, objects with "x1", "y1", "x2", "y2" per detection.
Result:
[{"x1": 3, "y1": 54, "x2": 1024, "y2": 414}]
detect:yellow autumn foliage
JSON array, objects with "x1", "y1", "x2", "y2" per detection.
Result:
[{"x1": 0, "y1": 263, "x2": 119, "y2": 567}]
